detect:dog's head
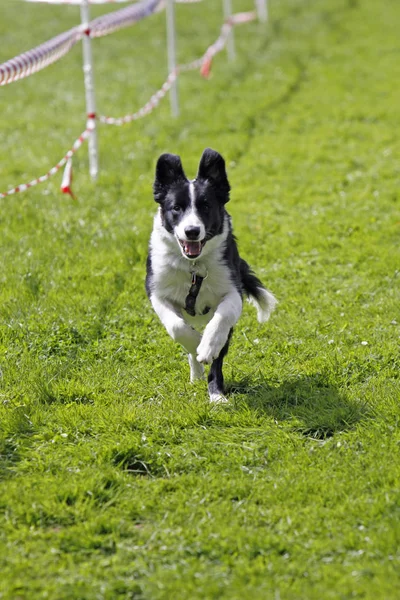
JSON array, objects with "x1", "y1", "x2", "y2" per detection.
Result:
[{"x1": 153, "y1": 148, "x2": 230, "y2": 260}]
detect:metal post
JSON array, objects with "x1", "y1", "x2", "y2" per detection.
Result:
[
  {"x1": 223, "y1": 0, "x2": 235, "y2": 60},
  {"x1": 255, "y1": 0, "x2": 268, "y2": 23},
  {"x1": 80, "y1": 0, "x2": 99, "y2": 180},
  {"x1": 166, "y1": 0, "x2": 179, "y2": 116}
]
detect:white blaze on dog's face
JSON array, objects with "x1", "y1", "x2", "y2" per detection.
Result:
[
  {"x1": 172, "y1": 181, "x2": 206, "y2": 258},
  {"x1": 153, "y1": 148, "x2": 231, "y2": 260}
]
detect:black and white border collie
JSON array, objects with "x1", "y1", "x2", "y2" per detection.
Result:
[{"x1": 146, "y1": 148, "x2": 277, "y2": 402}]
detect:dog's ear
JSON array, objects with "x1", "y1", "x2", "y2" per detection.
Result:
[
  {"x1": 153, "y1": 153, "x2": 186, "y2": 203},
  {"x1": 197, "y1": 148, "x2": 230, "y2": 202}
]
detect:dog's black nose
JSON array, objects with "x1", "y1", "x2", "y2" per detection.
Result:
[{"x1": 184, "y1": 226, "x2": 201, "y2": 240}]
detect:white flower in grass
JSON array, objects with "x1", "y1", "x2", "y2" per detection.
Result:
[{"x1": 361, "y1": 341, "x2": 368, "y2": 346}]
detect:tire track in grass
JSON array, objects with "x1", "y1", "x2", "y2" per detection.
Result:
[
  {"x1": 231, "y1": 0, "x2": 362, "y2": 167},
  {"x1": 231, "y1": 58, "x2": 306, "y2": 168}
]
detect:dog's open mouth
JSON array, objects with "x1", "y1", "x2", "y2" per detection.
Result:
[{"x1": 178, "y1": 239, "x2": 206, "y2": 259}]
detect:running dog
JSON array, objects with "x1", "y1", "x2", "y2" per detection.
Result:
[{"x1": 146, "y1": 148, "x2": 276, "y2": 402}]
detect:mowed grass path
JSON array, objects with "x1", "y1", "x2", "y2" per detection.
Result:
[{"x1": 0, "y1": 0, "x2": 399, "y2": 598}]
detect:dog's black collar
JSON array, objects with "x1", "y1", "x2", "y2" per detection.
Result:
[{"x1": 185, "y1": 272, "x2": 209, "y2": 316}]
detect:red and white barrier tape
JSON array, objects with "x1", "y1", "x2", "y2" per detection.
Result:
[
  {"x1": 0, "y1": 0, "x2": 163, "y2": 85},
  {"x1": 0, "y1": 119, "x2": 94, "y2": 199},
  {"x1": 25, "y1": 0, "x2": 201, "y2": 4},
  {"x1": 0, "y1": 11, "x2": 255, "y2": 199},
  {"x1": 100, "y1": 11, "x2": 256, "y2": 124},
  {"x1": 89, "y1": 0, "x2": 162, "y2": 39},
  {"x1": 25, "y1": 1, "x2": 142, "y2": 4},
  {"x1": 99, "y1": 69, "x2": 179, "y2": 125},
  {"x1": 1, "y1": 0, "x2": 204, "y2": 85},
  {"x1": 199, "y1": 12, "x2": 256, "y2": 77},
  {"x1": 0, "y1": 26, "x2": 83, "y2": 86}
]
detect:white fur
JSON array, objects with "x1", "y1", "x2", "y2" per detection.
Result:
[
  {"x1": 148, "y1": 212, "x2": 242, "y2": 365},
  {"x1": 248, "y1": 287, "x2": 278, "y2": 323},
  {"x1": 150, "y1": 294, "x2": 200, "y2": 354},
  {"x1": 196, "y1": 289, "x2": 242, "y2": 364},
  {"x1": 150, "y1": 211, "x2": 235, "y2": 322},
  {"x1": 174, "y1": 181, "x2": 206, "y2": 244},
  {"x1": 188, "y1": 353, "x2": 205, "y2": 382},
  {"x1": 209, "y1": 393, "x2": 228, "y2": 404}
]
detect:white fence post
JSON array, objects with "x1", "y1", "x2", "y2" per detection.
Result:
[
  {"x1": 80, "y1": 0, "x2": 99, "y2": 180},
  {"x1": 223, "y1": 0, "x2": 235, "y2": 60},
  {"x1": 255, "y1": 0, "x2": 268, "y2": 23},
  {"x1": 166, "y1": 0, "x2": 179, "y2": 116}
]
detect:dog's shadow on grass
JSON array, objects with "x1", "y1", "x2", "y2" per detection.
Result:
[{"x1": 227, "y1": 373, "x2": 370, "y2": 439}]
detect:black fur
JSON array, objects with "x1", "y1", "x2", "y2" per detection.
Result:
[
  {"x1": 239, "y1": 258, "x2": 267, "y2": 303},
  {"x1": 221, "y1": 224, "x2": 265, "y2": 303},
  {"x1": 145, "y1": 253, "x2": 153, "y2": 298},
  {"x1": 153, "y1": 153, "x2": 187, "y2": 203},
  {"x1": 197, "y1": 148, "x2": 230, "y2": 201},
  {"x1": 208, "y1": 328, "x2": 233, "y2": 398}
]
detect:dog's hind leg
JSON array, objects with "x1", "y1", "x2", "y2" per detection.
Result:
[
  {"x1": 207, "y1": 328, "x2": 233, "y2": 403},
  {"x1": 188, "y1": 353, "x2": 205, "y2": 382}
]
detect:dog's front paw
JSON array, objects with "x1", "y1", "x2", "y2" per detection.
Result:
[
  {"x1": 170, "y1": 323, "x2": 201, "y2": 355},
  {"x1": 209, "y1": 393, "x2": 228, "y2": 404},
  {"x1": 196, "y1": 333, "x2": 227, "y2": 364}
]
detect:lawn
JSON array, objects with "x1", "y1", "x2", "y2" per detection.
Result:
[{"x1": 0, "y1": 0, "x2": 399, "y2": 598}]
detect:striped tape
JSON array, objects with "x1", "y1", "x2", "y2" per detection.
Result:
[
  {"x1": 25, "y1": 0, "x2": 201, "y2": 4},
  {"x1": 25, "y1": 1, "x2": 142, "y2": 4},
  {"x1": 89, "y1": 0, "x2": 162, "y2": 38},
  {"x1": 0, "y1": 11, "x2": 256, "y2": 199},
  {"x1": 100, "y1": 11, "x2": 256, "y2": 123},
  {"x1": 0, "y1": 120, "x2": 94, "y2": 199},
  {"x1": 0, "y1": 0, "x2": 163, "y2": 85},
  {"x1": 0, "y1": 26, "x2": 83, "y2": 86}
]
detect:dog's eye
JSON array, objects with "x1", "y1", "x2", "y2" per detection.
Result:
[
  {"x1": 172, "y1": 205, "x2": 182, "y2": 213},
  {"x1": 202, "y1": 203, "x2": 210, "y2": 212}
]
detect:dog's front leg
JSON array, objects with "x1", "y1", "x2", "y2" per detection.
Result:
[
  {"x1": 196, "y1": 290, "x2": 242, "y2": 364},
  {"x1": 150, "y1": 295, "x2": 201, "y2": 355},
  {"x1": 188, "y1": 353, "x2": 205, "y2": 382}
]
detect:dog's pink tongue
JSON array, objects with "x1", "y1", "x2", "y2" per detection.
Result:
[{"x1": 185, "y1": 241, "x2": 201, "y2": 256}]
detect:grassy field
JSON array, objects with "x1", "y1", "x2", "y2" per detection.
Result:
[{"x1": 1, "y1": 0, "x2": 400, "y2": 597}]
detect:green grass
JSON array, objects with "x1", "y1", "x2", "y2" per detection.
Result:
[{"x1": 1, "y1": 0, "x2": 400, "y2": 597}]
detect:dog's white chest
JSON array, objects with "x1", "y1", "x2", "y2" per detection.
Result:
[
  {"x1": 151, "y1": 251, "x2": 234, "y2": 326},
  {"x1": 148, "y1": 211, "x2": 240, "y2": 330}
]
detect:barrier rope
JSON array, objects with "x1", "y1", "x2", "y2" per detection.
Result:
[
  {"x1": 0, "y1": 26, "x2": 83, "y2": 86},
  {"x1": 99, "y1": 12, "x2": 256, "y2": 125},
  {"x1": 25, "y1": 1, "x2": 146, "y2": 4},
  {"x1": 25, "y1": 0, "x2": 201, "y2": 4},
  {"x1": 89, "y1": 0, "x2": 162, "y2": 38},
  {"x1": 0, "y1": 120, "x2": 94, "y2": 199},
  {"x1": 0, "y1": 0, "x2": 163, "y2": 85},
  {"x1": 0, "y1": 11, "x2": 256, "y2": 199},
  {"x1": 1, "y1": 0, "x2": 204, "y2": 85}
]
